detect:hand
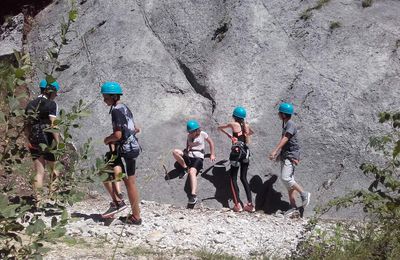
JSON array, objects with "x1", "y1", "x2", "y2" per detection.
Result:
[
  {"x1": 269, "y1": 150, "x2": 278, "y2": 161},
  {"x1": 292, "y1": 159, "x2": 300, "y2": 165},
  {"x1": 27, "y1": 143, "x2": 34, "y2": 149},
  {"x1": 104, "y1": 136, "x2": 110, "y2": 145},
  {"x1": 210, "y1": 154, "x2": 216, "y2": 162},
  {"x1": 231, "y1": 136, "x2": 238, "y2": 143}
]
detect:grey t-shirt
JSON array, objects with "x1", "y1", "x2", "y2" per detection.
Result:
[{"x1": 281, "y1": 120, "x2": 300, "y2": 160}]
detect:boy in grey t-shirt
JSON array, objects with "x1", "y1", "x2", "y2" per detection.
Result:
[{"x1": 269, "y1": 103, "x2": 310, "y2": 215}]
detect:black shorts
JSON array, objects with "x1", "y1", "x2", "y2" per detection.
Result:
[
  {"x1": 183, "y1": 154, "x2": 203, "y2": 173},
  {"x1": 110, "y1": 154, "x2": 137, "y2": 177},
  {"x1": 29, "y1": 148, "x2": 56, "y2": 162}
]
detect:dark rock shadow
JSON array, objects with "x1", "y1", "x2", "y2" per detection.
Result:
[
  {"x1": 200, "y1": 160, "x2": 231, "y2": 208},
  {"x1": 249, "y1": 175, "x2": 291, "y2": 214}
]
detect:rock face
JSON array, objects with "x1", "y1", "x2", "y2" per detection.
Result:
[
  {"x1": 0, "y1": 13, "x2": 24, "y2": 58},
  {"x1": 27, "y1": 0, "x2": 400, "y2": 218}
]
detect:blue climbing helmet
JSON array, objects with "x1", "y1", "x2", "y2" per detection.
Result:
[
  {"x1": 186, "y1": 120, "x2": 200, "y2": 132},
  {"x1": 233, "y1": 106, "x2": 246, "y2": 119},
  {"x1": 39, "y1": 79, "x2": 60, "y2": 91},
  {"x1": 101, "y1": 82, "x2": 123, "y2": 95},
  {"x1": 278, "y1": 102, "x2": 294, "y2": 115}
]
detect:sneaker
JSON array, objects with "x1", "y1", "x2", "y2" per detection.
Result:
[
  {"x1": 284, "y1": 207, "x2": 297, "y2": 217},
  {"x1": 179, "y1": 168, "x2": 188, "y2": 179},
  {"x1": 126, "y1": 215, "x2": 142, "y2": 225},
  {"x1": 116, "y1": 200, "x2": 128, "y2": 211},
  {"x1": 232, "y1": 203, "x2": 243, "y2": 212},
  {"x1": 301, "y1": 192, "x2": 311, "y2": 207},
  {"x1": 243, "y1": 203, "x2": 255, "y2": 213},
  {"x1": 188, "y1": 194, "x2": 198, "y2": 205},
  {"x1": 102, "y1": 200, "x2": 127, "y2": 218}
]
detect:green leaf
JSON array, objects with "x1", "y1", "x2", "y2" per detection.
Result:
[
  {"x1": 69, "y1": 10, "x2": 78, "y2": 22},
  {"x1": 61, "y1": 209, "x2": 68, "y2": 223},
  {"x1": 0, "y1": 111, "x2": 5, "y2": 124},
  {"x1": 14, "y1": 68, "x2": 25, "y2": 79},
  {"x1": 1, "y1": 204, "x2": 20, "y2": 218},
  {"x1": 39, "y1": 143, "x2": 48, "y2": 151},
  {"x1": 0, "y1": 194, "x2": 8, "y2": 208},
  {"x1": 378, "y1": 112, "x2": 391, "y2": 123},
  {"x1": 26, "y1": 219, "x2": 46, "y2": 235},
  {"x1": 44, "y1": 128, "x2": 60, "y2": 134},
  {"x1": 45, "y1": 75, "x2": 56, "y2": 84},
  {"x1": 393, "y1": 140, "x2": 400, "y2": 159}
]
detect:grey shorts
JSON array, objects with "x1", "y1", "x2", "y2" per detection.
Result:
[{"x1": 280, "y1": 159, "x2": 296, "y2": 189}]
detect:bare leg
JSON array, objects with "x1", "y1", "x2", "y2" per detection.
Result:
[
  {"x1": 103, "y1": 165, "x2": 124, "y2": 202},
  {"x1": 288, "y1": 188, "x2": 297, "y2": 208},
  {"x1": 33, "y1": 157, "x2": 46, "y2": 190},
  {"x1": 123, "y1": 175, "x2": 141, "y2": 220},
  {"x1": 188, "y1": 167, "x2": 198, "y2": 195},
  {"x1": 173, "y1": 149, "x2": 187, "y2": 168},
  {"x1": 47, "y1": 161, "x2": 60, "y2": 195}
]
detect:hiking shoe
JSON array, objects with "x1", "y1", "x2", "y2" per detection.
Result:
[
  {"x1": 243, "y1": 203, "x2": 255, "y2": 213},
  {"x1": 102, "y1": 200, "x2": 127, "y2": 218},
  {"x1": 232, "y1": 203, "x2": 243, "y2": 212},
  {"x1": 179, "y1": 168, "x2": 188, "y2": 179},
  {"x1": 188, "y1": 194, "x2": 198, "y2": 205},
  {"x1": 126, "y1": 215, "x2": 142, "y2": 225},
  {"x1": 301, "y1": 192, "x2": 311, "y2": 208},
  {"x1": 284, "y1": 208, "x2": 297, "y2": 217}
]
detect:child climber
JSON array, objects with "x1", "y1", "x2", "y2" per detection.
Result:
[
  {"x1": 25, "y1": 79, "x2": 61, "y2": 205},
  {"x1": 100, "y1": 82, "x2": 142, "y2": 225},
  {"x1": 172, "y1": 120, "x2": 216, "y2": 205},
  {"x1": 218, "y1": 107, "x2": 255, "y2": 212},
  {"x1": 269, "y1": 102, "x2": 310, "y2": 216}
]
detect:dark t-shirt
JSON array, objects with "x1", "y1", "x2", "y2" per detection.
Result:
[
  {"x1": 25, "y1": 96, "x2": 57, "y2": 125},
  {"x1": 25, "y1": 96, "x2": 58, "y2": 146},
  {"x1": 281, "y1": 120, "x2": 300, "y2": 160},
  {"x1": 111, "y1": 103, "x2": 140, "y2": 157}
]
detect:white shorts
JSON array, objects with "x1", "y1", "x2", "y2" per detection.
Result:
[{"x1": 280, "y1": 159, "x2": 297, "y2": 189}]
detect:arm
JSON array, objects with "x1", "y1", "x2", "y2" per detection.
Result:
[
  {"x1": 104, "y1": 130, "x2": 122, "y2": 145},
  {"x1": 218, "y1": 123, "x2": 237, "y2": 142},
  {"x1": 134, "y1": 127, "x2": 141, "y2": 135},
  {"x1": 269, "y1": 133, "x2": 291, "y2": 160},
  {"x1": 206, "y1": 136, "x2": 216, "y2": 161}
]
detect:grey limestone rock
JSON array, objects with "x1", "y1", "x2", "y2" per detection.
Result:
[{"x1": 26, "y1": 0, "x2": 400, "y2": 218}]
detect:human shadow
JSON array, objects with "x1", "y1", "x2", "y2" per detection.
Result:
[
  {"x1": 200, "y1": 160, "x2": 231, "y2": 208},
  {"x1": 249, "y1": 175, "x2": 291, "y2": 214},
  {"x1": 71, "y1": 212, "x2": 115, "y2": 226},
  {"x1": 164, "y1": 162, "x2": 184, "y2": 181}
]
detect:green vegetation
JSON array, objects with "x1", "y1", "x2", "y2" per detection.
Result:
[
  {"x1": 329, "y1": 21, "x2": 341, "y2": 31},
  {"x1": 294, "y1": 111, "x2": 400, "y2": 259},
  {"x1": 362, "y1": 0, "x2": 373, "y2": 8}
]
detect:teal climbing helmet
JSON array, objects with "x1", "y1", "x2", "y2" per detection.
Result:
[
  {"x1": 278, "y1": 102, "x2": 294, "y2": 115},
  {"x1": 39, "y1": 79, "x2": 60, "y2": 91},
  {"x1": 186, "y1": 120, "x2": 200, "y2": 132},
  {"x1": 101, "y1": 82, "x2": 123, "y2": 95},
  {"x1": 233, "y1": 106, "x2": 247, "y2": 119}
]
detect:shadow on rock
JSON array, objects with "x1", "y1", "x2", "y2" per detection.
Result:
[
  {"x1": 200, "y1": 160, "x2": 231, "y2": 208},
  {"x1": 250, "y1": 175, "x2": 290, "y2": 214},
  {"x1": 71, "y1": 212, "x2": 114, "y2": 226},
  {"x1": 164, "y1": 162, "x2": 184, "y2": 180}
]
